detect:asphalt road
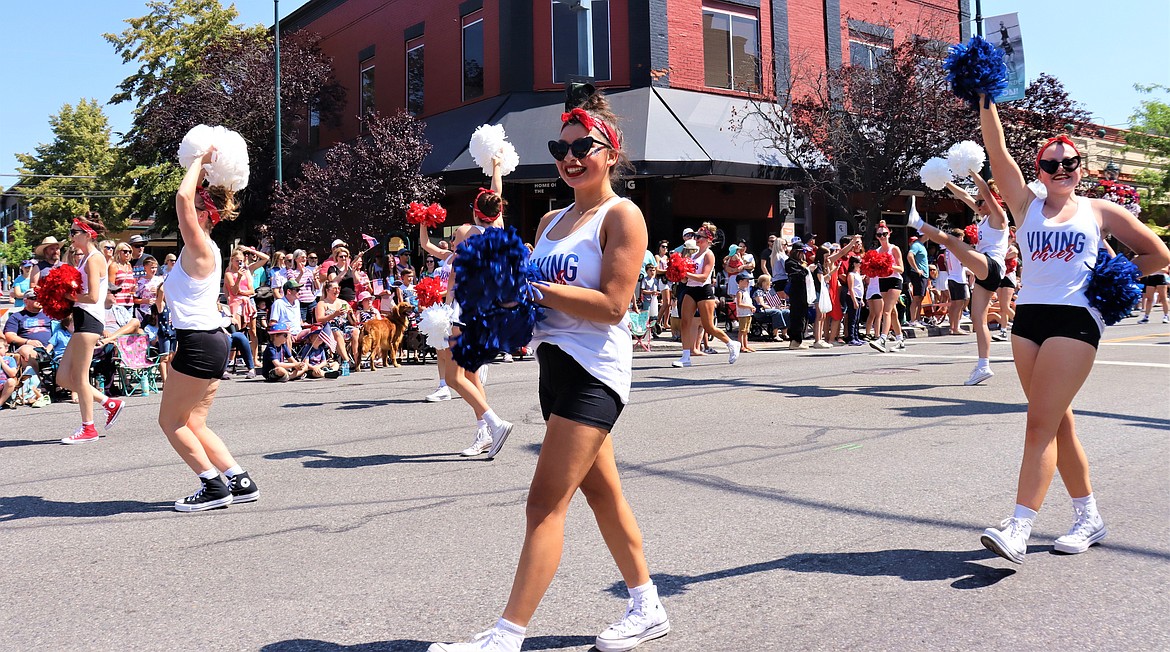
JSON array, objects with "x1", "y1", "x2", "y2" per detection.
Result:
[{"x1": 2, "y1": 321, "x2": 1168, "y2": 651}]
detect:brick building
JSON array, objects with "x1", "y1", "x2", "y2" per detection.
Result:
[{"x1": 282, "y1": 0, "x2": 971, "y2": 247}]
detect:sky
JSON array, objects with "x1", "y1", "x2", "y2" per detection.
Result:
[{"x1": 2, "y1": 0, "x2": 1168, "y2": 184}]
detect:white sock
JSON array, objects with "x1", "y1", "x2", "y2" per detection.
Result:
[
  {"x1": 495, "y1": 617, "x2": 526, "y2": 639},
  {"x1": 477, "y1": 419, "x2": 487, "y2": 430},
  {"x1": 223, "y1": 465, "x2": 243, "y2": 478},
  {"x1": 482, "y1": 409, "x2": 503, "y2": 430},
  {"x1": 82, "y1": 421, "x2": 94, "y2": 427},
  {"x1": 197, "y1": 469, "x2": 219, "y2": 480},
  {"x1": 629, "y1": 581, "x2": 658, "y2": 603},
  {"x1": 977, "y1": 357, "x2": 989, "y2": 369},
  {"x1": 680, "y1": 350, "x2": 691, "y2": 360},
  {"x1": 1012, "y1": 504, "x2": 1037, "y2": 523},
  {"x1": 1072, "y1": 493, "x2": 1098, "y2": 517}
]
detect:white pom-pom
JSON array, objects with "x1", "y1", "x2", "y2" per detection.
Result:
[
  {"x1": 419, "y1": 303, "x2": 454, "y2": 350},
  {"x1": 946, "y1": 140, "x2": 986, "y2": 177},
  {"x1": 919, "y1": 157, "x2": 953, "y2": 191},
  {"x1": 469, "y1": 123, "x2": 518, "y2": 177},
  {"x1": 177, "y1": 125, "x2": 250, "y2": 192},
  {"x1": 1027, "y1": 179, "x2": 1047, "y2": 200}
]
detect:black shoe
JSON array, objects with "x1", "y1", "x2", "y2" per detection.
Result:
[
  {"x1": 228, "y1": 471, "x2": 259, "y2": 504},
  {"x1": 175, "y1": 475, "x2": 233, "y2": 512}
]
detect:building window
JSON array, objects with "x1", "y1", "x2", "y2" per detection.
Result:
[
  {"x1": 308, "y1": 107, "x2": 320, "y2": 148},
  {"x1": 462, "y1": 13, "x2": 485, "y2": 101},
  {"x1": 406, "y1": 39, "x2": 424, "y2": 115},
  {"x1": 702, "y1": 5, "x2": 760, "y2": 93},
  {"x1": 552, "y1": 0, "x2": 611, "y2": 83},
  {"x1": 848, "y1": 28, "x2": 892, "y2": 70},
  {"x1": 359, "y1": 58, "x2": 376, "y2": 132}
]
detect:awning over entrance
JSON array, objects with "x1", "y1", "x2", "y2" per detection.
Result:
[{"x1": 421, "y1": 87, "x2": 795, "y2": 185}]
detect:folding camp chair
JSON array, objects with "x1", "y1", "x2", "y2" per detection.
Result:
[
  {"x1": 627, "y1": 310, "x2": 653, "y2": 352},
  {"x1": 112, "y1": 334, "x2": 162, "y2": 396}
]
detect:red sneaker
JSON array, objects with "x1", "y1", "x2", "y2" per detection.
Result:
[
  {"x1": 103, "y1": 398, "x2": 125, "y2": 430},
  {"x1": 62, "y1": 423, "x2": 100, "y2": 445}
]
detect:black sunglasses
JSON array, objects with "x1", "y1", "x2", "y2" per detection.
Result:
[
  {"x1": 876, "y1": 231, "x2": 890, "y2": 237},
  {"x1": 547, "y1": 136, "x2": 610, "y2": 162},
  {"x1": 1037, "y1": 156, "x2": 1081, "y2": 175},
  {"x1": 69, "y1": 229, "x2": 84, "y2": 236}
]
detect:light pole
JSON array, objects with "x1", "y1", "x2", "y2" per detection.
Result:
[{"x1": 274, "y1": 0, "x2": 283, "y2": 185}]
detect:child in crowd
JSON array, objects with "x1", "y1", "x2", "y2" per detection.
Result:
[
  {"x1": 734, "y1": 272, "x2": 756, "y2": 353},
  {"x1": 263, "y1": 322, "x2": 307, "y2": 382}
]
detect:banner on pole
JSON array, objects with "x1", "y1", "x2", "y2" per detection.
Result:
[{"x1": 984, "y1": 12, "x2": 1025, "y2": 102}]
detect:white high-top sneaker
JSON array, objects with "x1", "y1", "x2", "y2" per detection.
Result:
[{"x1": 595, "y1": 591, "x2": 671, "y2": 652}]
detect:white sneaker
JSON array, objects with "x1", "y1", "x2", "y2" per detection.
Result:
[
  {"x1": 425, "y1": 387, "x2": 452, "y2": 402},
  {"x1": 1136, "y1": 315, "x2": 1150, "y2": 324},
  {"x1": 811, "y1": 340, "x2": 832, "y2": 349},
  {"x1": 484, "y1": 419, "x2": 513, "y2": 460},
  {"x1": 671, "y1": 358, "x2": 692, "y2": 368},
  {"x1": 460, "y1": 427, "x2": 493, "y2": 457},
  {"x1": 502, "y1": 353, "x2": 514, "y2": 363},
  {"x1": 965, "y1": 366, "x2": 994, "y2": 386},
  {"x1": 993, "y1": 329, "x2": 1009, "y2": 341},
  {"x1": 595, "y1": 596, "x2": 671, "y2": 652},
  {"x1": 893, "y1": 339, "x2": 906, "y2": 351},
  {"x1": 980, "y1": 517, "x2": 1031, "y2": 564},
  {"x1": 727, "y1": 340, "x2": 741, "y2": 364},
  {"x1": 429, "y1": 626, "x2": 522, "y2": 652},
  {"x1": 1053, "y1": 506, "x2": 1107, "y2": 554},
  {"x1": 1163, "y1": 315, "x2": 1169, "y2": 324},
  {"x1": 869, "y1": 337, "x2": 887, "y2": 353}
]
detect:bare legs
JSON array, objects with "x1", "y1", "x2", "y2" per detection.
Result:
[
  {"x1": 437, "y1": 346, "x2": 489, "y2": 419},
  {"x1": 970, "y1": 286, "x2": 994, "y2": 359},
  {"x1": 56, "y1": 332, "x2": 111, "y2": 424},
  {"x1": 996, "y1": 285, "x2": 1017, "y2": 325},
  {"x1": 878, "y1": 289, "x2": 902, "y2": 340},
  {"x1": 501, "y1": 418, "x2": 650, "y2": 627},
  {"x1": 866, "y1": 297, "x2": 882, "y2": 337},
  {"x1": 157, "y1": 369, "x2": 238, "y2": 474}
]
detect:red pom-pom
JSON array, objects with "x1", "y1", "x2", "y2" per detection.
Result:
[
  {"x1": 425, "y1": 203, "x2": 447, "y2": 228},
  {"x1": 860, "y1": 250, "x2": 894, "y2": 278},
  {"x1": 414, "y1": 276, "x2": 446, "y2": 309},
  {"x1": 964, "y1": 224, "x2": 979, "y2": 245},
  {"x1": 406, "y1": 201, "x2": 429, "y2": 225},
  {"x1": 665, "y1": 252, "x2": 696, "y2": 283},
  {"x1": 38, "y1": 265, "x2": 84, "y2": 320}
]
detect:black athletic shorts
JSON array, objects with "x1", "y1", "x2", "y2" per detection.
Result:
[
  {"x1": 537, "y1": 343, "x2": 624, "y2": 432},
  {"x1": 171, "y1": 328, "x2": 231, "y2": 380},
  {"x1": 71, "y1": 307, "x2": 104, "y2": 335},
  {"x1": 973, "y1": 254, "x2": 1006, "y2": 293},
  {"x1": 1012, "y1": 304, "x2": 1102, "y2": 349},
  {"x1": 905, "y1": 270, "x2": 928, "y2": 298},
  {"x1": 681, "y1": 284, "x2": 716, "y2": 303},
  {"x1": 947, "y1": 279, "x2": 970, "y2": 301},
  {"x1": 1142, "y1": 274, "x2": 1168, "y2": 287},
  {"x1": 878, "y1": 277, "x2": 901, "y2": 293},
  {"x1": 999, "y1": 273, "x2": 1018, "y2": 289}
]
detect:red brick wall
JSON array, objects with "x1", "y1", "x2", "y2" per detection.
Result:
[{"x1": 666, "y1": 0, "x2": 774, "y2": 98}]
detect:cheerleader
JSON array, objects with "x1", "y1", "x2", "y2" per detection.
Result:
[
  {"x1": 993, "y1": 230, "x2": 1020, "y2": 341},
  {"x1": 58, "y1": 214, "x2": 126, "y2": 444},
  {"x1": 419, "y1": 157, "x2": 512, "y2": 458},
  {"x1": 672, "y1": 222, "x2": 740, "y2": 367},
  {"x1": 867, "y1": 220, "x2": 906, "y2": 352},
  {"x1": 975, "y1": 95, "x2": 1169, "y2": 562},
  {"x1": 1137, "y1": 263, "x2": 1169, "y2": 324},
  {"x1": 908, "y1": 175, "x2": 1010, "y2": 384},
  {"x1": 430, "y1": 87, "x2": 668, "y2": 652},
  {"x1": 158, "y1": 148, "x2": 258, "y2": 512}
]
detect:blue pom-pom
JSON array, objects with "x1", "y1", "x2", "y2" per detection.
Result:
[
  {"x1": 451, "y1": 302, "x2": 544, "y2": 371},
  {"x1": 943, "y1": 36, "x2": 1009, "y2": 108},
  {"x1": 454, "y1": 227, "x2": 542, "y2": 313},
  {"x1": 1084, "y1": 247, "x2": 1143, "y2": 326}
]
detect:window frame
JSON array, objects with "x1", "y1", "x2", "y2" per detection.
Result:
[
  {"x1": 701, "y1": 3, "x2": 762, "y2": 94},
  {"x1": 406, "y1": 37, "x2": 425, "y2": 115},
  {"x1": 359, "y1": 57, "x2": 376, "y2": 133},
  {"x1": 550, "y1": 0, "x2": 613, "y2": 84},
  {"x1": 847, "y1": 28, "x2": 893, "y2": 71},
  {"x1": 308, "y1": 106, "x2": 321, "y2": 148},
  {"x1": 461, "y1": 11, "x2": 485, "y2": 102}
]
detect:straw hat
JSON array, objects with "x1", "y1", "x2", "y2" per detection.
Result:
[{"x1": 35, "y1": 236, "x2": 61, "y2": 256}]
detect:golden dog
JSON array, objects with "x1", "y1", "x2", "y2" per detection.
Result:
[{"x1": 357, "y1": 302, "x2": 412, "y2": 369}]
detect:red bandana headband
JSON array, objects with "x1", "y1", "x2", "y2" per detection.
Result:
[
  {"x1": 71, "y1": 217, "x2": 97, "y2": 238},
  {"x1": 561, "y1": 108, "x2": 621, "y2": 151},
  {"x1": 472, "y1": 187, "x2": 501, "y2": 223},
  {"x1": 1034, "y1": 135, "x2": 1081, "y2": 171},
  {"x1": 196, "y1": 187, "x2": 222, "y2": 226}
]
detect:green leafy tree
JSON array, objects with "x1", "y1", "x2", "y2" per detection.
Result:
[
  {"x1": 1125, "y1": 84, "x2": 1170, "y2": 222},
  {"x1": 14, "y1": 99, "x2": 129, "y2": 239},
  {"x1": 0, "y1": 221, "x2": 34, "y2": 270}
]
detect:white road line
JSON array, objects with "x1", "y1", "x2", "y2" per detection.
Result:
[
  {"x1": 1099, "y1": 342, "x2": 1170, "y2": 347},
  {"x1": 890, "y1": 352, "x2": 1170, "y2": 369}
]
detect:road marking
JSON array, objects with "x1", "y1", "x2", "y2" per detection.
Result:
[
  {"x1": 1101, "y1": 332, "x2": 1170, "y2": 343},
  {"x1": 890, "y1": 352, "x2": 1170, "y2": 369},
  {"x1": 833, "y1": 443, "x2": 863, "y2": 451},
  {"x1": 1099, "y1": 342, "x2": 1170, "y2": 347}
]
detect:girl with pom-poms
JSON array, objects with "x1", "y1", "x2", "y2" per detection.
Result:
[
  {"x1": 158, "y1": 146, "x2": 259, "y2": 512},
  {"x1": 418, "y1": 156, "x2": 513, "y2": 459},
  {"x1": 974, "y1": 95, "x2": 1168, "y2": 564},
  {"x1": 672, "y1": 221, "x2": 740, "y2": 367},
  {"x1": 429, "y1": 89, "x2": 669, "y2": 652},
  {"x1": 908, "y1": 170, "x2": 1011, "y2": 385},
  {"x1": 57, "y1": 213, "x2": 126, "y2": 444},
  {"x1": 866, "y1": 221, "x2": 907, "y2": 352}
]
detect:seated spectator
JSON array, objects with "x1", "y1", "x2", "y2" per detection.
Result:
[
  {"x1": 262, "y1": 322, "x2": 307, "y2": 382},
  {"x1": 300, "y1": 328, "x2": 338, "y2": 378},
  {"x1": 13, "y1": 365, "x2": 45, "y2": 407},
  {"x1": 752, "y1": 275, "x2": 790, "y2": 341},
  {"x1": 4, "y1": 290, "x2": 53, "y2": 370},
  {"x1": 218, "y1": 303, "x2": 257, "y2": 380},
  {"x1": 315, "y1": 281, "x2": 354, "y2": 365},
  {"x1": 269, "y1": 280, "x2": 304, "y2": 341},
  {"x1": 349, "y1": 291, "x2": 381, "y2": 363},
  {"x1": 1, "y1": 354, "x2": 18, "y2": 408},
  {"x1": 49, "y1": 314, "x2": 73, "y2": 365}
]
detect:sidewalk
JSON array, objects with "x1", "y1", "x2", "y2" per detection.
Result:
[{"x1": 639, "y1": 317, "x2": 982, "y2": 352}]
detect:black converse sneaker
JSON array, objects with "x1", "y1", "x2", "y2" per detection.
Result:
[
  {"x1": 228, "y1": 471, "x2": 259, "y2": 504},
  {"x1": 174, "y1": 475, "x2": 234, "y2": 512}
]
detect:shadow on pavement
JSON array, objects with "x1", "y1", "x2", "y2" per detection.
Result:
[
  {"x1": 603, "y1": 549, "x2": 1013, "y2": 600},
  {"x1": 260, "y1": 635, "x2": 595, "y2": 651},
  {"x1": 263, "y1": 449, "x2": 464, "y2": 469},
  {"x1": 0, "y1": 495, "x2": 172, "y2": 521},
  {"x1": 282, "y1": 398, "x2": 424, "y2": 410},
  {"x1": 0, "y1": 438, "x2": 61, "y2": 449}
]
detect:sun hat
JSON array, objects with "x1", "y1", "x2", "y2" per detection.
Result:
[
  {"x1": 35, "y1": 236, "x2": 61, "y2": 256},
  {"x1": 357, "y1": 291, "x2": 373, "y2": 302},
  {"x1": 267, "y1": 322, "x2": 290, "y2": 335}
]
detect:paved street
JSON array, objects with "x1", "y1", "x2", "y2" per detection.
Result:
[{"x1": 2, "y1": 323, "x2": 1168, "y2": 652}]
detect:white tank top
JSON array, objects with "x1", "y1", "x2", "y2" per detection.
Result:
[
  {"x1": 879, "y1": 244, "x2": 902, "y2": 280},
  {"x1": 944, "y1": 248, "x2": 968, "y2": 283},
  {"x1": 76, "y1": 252, "x2": 108, "y2": 322},
  {"x1": 977, "y1": 215, "x2": 1010, "y2": 264},
  {"x1": 685, "y1": 249, "x2": 712, "y2": 287},
  {"x1": 1016, "y1": 196, "x2": 1101, "y2": 317},
  {"x1": 163, "y1": 239, "x2": 224, "y2": 330},
  {"x1": 530, "y1": 197, "x2": 633, "y2": 404}
]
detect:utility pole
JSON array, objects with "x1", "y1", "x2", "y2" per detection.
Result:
[
  {"x1": 274, "y1": 0, "x2": 283, "y2": 185},
  {"x1": 975, "y1": 0, "x2": 983, "y2": 37}
]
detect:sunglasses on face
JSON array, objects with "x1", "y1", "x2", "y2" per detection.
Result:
[
  {"x1": 69, "y1": 229, "x2": 83, "y2": 236},
  {"x1": 103, "y1": 245, "x2": 115, "y2": 250},
  {"x1": 547, "y1": 136, "x2": 610, "y2": 162},
  {"x1": 876, "y1": 232, "x2": 890, "y2": 237},
  {"x1": 1037, "y1": 156, "x2": 1081, "y2": 175}
]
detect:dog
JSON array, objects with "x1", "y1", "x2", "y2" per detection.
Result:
[
  {"x1": 398, "y1": 327, "x2": 432, "y2": 364},
  {"x1": 358, "y1": 302, "x2": 413, "y2": 370}
]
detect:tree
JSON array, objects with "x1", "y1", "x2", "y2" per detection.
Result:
[
  {"x1": 14, "y1": 99, "x2": 129, "y2": 239},
  {"x1": 0, "y1": 221, "x2": 34, "y2": 271},
  {"x1": 995, "y1": 73, "x2": 1092, "y2": 172},
  {"x1": 115, "y1": 30, "x2": 345, "y2": 236},
  {"x1": 270, "y1": 112, "x2": 441, "y2": 249},
  {"x1": 1125, "y1": 84, "x2": 1170, "y2": 220}
]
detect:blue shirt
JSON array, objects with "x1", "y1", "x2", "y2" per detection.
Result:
[
  {"x1": 12, "y1": 274, "x2": 30, "y2": 310},
  {"x1": 908, "y1": 241, "x2": 929, "y2": 276},
  {"x1": 4, "y1": 309, "x2": 53, "y2": 346}
]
